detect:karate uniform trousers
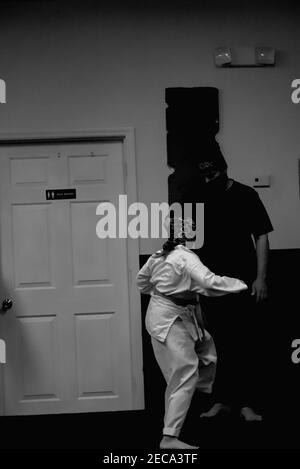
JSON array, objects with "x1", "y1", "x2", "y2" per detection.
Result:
[{"x1": 147, "y1": 295, "x2": 217, "y2": 438}]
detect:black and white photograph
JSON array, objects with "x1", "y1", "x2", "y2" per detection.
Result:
[{"x1": 0, "y1": 0, "x2": 299, "y2": 460}]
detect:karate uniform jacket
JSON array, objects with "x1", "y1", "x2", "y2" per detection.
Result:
[{"x1": 136, "y1": 244, "x2": 247, "y2": 342}]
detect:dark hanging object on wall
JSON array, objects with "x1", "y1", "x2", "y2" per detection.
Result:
[
  {"x1": 165, "y1": 86, "x2": 219, "y2": 107},
  {"x1": 165, "y1": 87, "x2": 219, "y2": 135},
  {"x1": 166, "y1": 87, "x2": 219, "y2": 169},
  {"x1": 166, "y1": 87, "x2": 220, "y2": 205}
]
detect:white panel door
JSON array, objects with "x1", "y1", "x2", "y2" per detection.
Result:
[{"x1": 0, "y1": 141, "x2": 134, "y2": 415}]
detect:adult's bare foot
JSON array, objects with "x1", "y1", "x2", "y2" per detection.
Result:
[
  {"x1": 240, "y1": 406, "x2": 262, "y2": 422},
  {"x1": 200, "y1": 402, "x2": 230, "y2": 418},
  {"x1": 160, "y1": 436, "x2": 199, "y2": 449}
]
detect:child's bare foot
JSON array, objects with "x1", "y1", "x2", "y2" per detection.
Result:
[
  {"x1": 200, "y1": 402, "x2": 230, "y2": 418},
  {"x1": 240, "y1": 406, "x2": 262, "y2": 422},
  {"x1": 160, "y1": 436, "x2": 199, "y2": 449}
]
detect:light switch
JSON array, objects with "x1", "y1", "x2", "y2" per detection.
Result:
[{"x1": 252, "y1": 175, "x2": 270, "y2": 188}]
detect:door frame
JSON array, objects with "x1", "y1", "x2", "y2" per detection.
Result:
[{"x1": 0, "y1": 127, "x2": 144, "y2": 414}]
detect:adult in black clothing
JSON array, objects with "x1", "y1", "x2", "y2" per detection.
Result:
[{"x1": 194, "y1": 150, "x2": 273, "y2": 422}]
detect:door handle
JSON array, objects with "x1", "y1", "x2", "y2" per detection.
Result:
[{"x1": 1, "y1": 298, "x2": 13, "y2": 313}]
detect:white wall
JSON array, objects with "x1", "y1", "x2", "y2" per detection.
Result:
[{"x1": 0, "y1": 1, "x2": 299, "y2": 253}]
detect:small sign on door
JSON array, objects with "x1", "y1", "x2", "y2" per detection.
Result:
[{"x1": 46, "y1": 189, "x2": 77, "y2": 200}]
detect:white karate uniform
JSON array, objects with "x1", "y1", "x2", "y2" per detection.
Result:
[{"x1": 136, "y1": 244, "x2": 247, "y2": 437}]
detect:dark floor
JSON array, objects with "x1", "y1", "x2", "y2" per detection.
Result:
[{"x1": 0, "y1": 400, "x2": 299, "y2": 451}]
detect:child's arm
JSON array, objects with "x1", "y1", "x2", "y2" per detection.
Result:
[
  {"x1": 187, "y1": 256, "x2": 247, "y2": 297},
  {"x1": 136, "y1": 257, "x2": 153, "y2": 295}
]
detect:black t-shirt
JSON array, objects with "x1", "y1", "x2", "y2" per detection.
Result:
[{"x1": 195, "y1": 180, "x2": 274, "y2": 283}]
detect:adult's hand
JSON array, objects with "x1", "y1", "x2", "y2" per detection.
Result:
[{"x1": 251, "y1": 277, "x2": 268, "y2": 303}]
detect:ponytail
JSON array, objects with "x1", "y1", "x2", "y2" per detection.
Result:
[
  {"x1": 154, "y1": 216, "x2": 191, "y2": 257},
  {"x1": 153, "y1": 238, "x2": 184, "y2": 258}
]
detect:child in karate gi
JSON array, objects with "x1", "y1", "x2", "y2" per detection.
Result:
[{"x1": 136, "y1": 223, "x2": 247, "y2": 450}]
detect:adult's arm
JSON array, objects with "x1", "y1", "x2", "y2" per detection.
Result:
[
  {"x1": 252, "y1": 233, "x2": 269, "y2": 303},
  {"x1": 248, "y1": 188, "x2": 273, "y2": 303}
]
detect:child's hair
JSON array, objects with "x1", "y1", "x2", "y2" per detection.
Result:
[
  {"x1": 154, "y1": 237, "x2": 185, "y2": 258},
  {"x1": 154, "y1": 216, "x2": 193, "y2": 257}
]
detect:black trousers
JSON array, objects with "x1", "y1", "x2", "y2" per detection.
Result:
[{"x1": 201, "y1": 290, "x2": 266, "y2": 410}]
